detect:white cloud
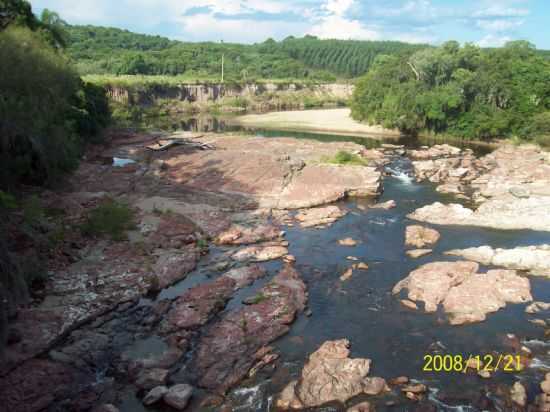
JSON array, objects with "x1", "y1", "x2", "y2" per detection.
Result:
[
  {"x1": 475, "y1": 18, "x2": 524, "y2": 32},
  {"x1": 309, "y1": 15, "x2": 380, "y2": 40},
  {"x1": 473, "y1": 5, "x2": 529, "y2": 18},
  {"x1": 476, "y1": 33, "x2": 512, "y2": 47}
]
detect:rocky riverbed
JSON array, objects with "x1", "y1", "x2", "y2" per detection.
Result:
[{"x1": 1, "y1": 130, "x2": 550, "y2": 412}]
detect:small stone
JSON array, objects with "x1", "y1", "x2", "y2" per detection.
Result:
[
  {"x1": 400, "y1": 299, "x2": 418, "y2": 310},
  {"x1": 305, "y1": 309, "x2": 313, "y2": 317},
  {"x1": 354, "y1": 262, "x2": 369, "y2": 271},
  {"x1": 390, "y1": 376, "x2": 409, "y2": 385},
  {"x1": 283, "y1": 254, "x2": 296, "y2": 263},
  {"x1": 541, "y1": 379, "x2": 550, "y2": 394},
  {"x1": 338, "y1": 238, "x2": 358, "y2": 246},
  {"x1": 143, "y1": 386, "x2": 168, "y2": 406},
  {"x1": 369, "y1": 200, "x2": 397, "y2": 210},
  {"x1": 363, "y1": 377, "x2": 388, "y2": 395},
  {"x1": 511, "y1": 382, "x2": 527, "y2": 407},
  {"x1": 406, "y1": 249, "x2": 432, "y2": 259},
  {"x1": 164, "y1": 384, "x2": 193, "y2": 410},
  {"x1": 478, "y1": 370, "x2": 491, "y2": 379},
  {"x1": 406, "y1": 392, "x2": 419, "y2": 401},
  {"x1": 530, "y1": 319, "x2": 547, "y2": 327},
  {"x1": 347, "y1": 401, "x2": 371, "y2": 412},
  {"x1": 340, "y1": 268, "x2": 354, "y2": 281},
  {"x1": 347, "y1": 256, "x2": 359, "y2": 261},
  {"x1": 93, "y1": 405, "x2": 119, "y2": 412},
  {"x1": 401, "y1": 383, "x2": 427, "y2": 394},
  {"x1": 135, "y1": 368, "x2": 169, "y2": 390}
]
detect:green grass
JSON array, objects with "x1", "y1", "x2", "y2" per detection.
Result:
[
  {"x1": 81, "y1": 199, "x2": 136, "y2": 241},
  {"x1": 321, "y1": 150, "x2": 369, "y2": 166}
]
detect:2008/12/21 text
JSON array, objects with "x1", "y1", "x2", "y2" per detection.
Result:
[{"x1": 423, "y1": 354, "x2": 522, "y2": 373}]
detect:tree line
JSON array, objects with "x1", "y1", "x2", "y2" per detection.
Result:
[
  {"x1": 65, "y1": 25, "x2": 425, "y2": 80},
  {"x1": 351, "y1": 41, "x2": 550, "y2": 143}
]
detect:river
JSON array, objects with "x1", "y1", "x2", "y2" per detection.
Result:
[{"x1": 113, "y1": 115, "x2": 550, "y2": 411}]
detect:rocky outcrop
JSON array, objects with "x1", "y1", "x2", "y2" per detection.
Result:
[
  {"x1": 294, "y1": 205, "x2": 347, "y2": 228},
  {"x1": 445, "y1": 245, "x2": 550, "y2": 277},
  {"x1": 408, "y1": 198, "x2": 550, "y2": 232},
  {"x1": 232, "y1": 243, "x2": 289, "y2": 262},
  {"x1": 161, "y1": 265, "x2": 267, "y2": 333},
  {"x1": 405, "y1": 225, "x2": 440, "y2": 248},
  {"x1": 393, "y1": 261, "x2": 532, "y2": 324},
  {"x1": 215, "y1": 224, "x2": 284, "y2": 245},
  {"x1": 277, "y1": 339, "x2": 387, "y2": 409},
  {"x1": 191, "y1": 265, "x2": 307, "y2": 393}
]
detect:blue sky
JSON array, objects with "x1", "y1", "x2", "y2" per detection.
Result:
[{"x1": 29, "y1": 0, "x2": 550, "y2": 49}]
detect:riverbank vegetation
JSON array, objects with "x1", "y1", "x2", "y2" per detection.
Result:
[{"x1": 351, "y1": 41, "x2": 550, "y2": 144}]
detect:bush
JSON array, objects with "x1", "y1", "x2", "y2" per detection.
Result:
[
  {"x1": 322, "y1": 150, "x2": 369, "y2": 166},
  {"x1": 81, "y1": 199, "x2": 136, "y2": 241}
]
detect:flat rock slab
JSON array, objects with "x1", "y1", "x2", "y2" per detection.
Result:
[
  {"x1": 232, "y1": 244, "x2": 288, "y2": 262},
  {"x1": 215, "y1": 224, "x2": 283, "y2": 245},
  {"x1": 406, "y1": 249, "x2": 433, "y2": 259},
  {"x1": 190, "y1": 265, "x2": 307, "y2": 393},
  {"x1": 408, "y1": 197, "x2": 550, "y2": 232},
  {"x1": 445, "y1": 245, "x2": 550, "y2": 277},
  {"x1": 277, "y1": 339, "x2": 386, "y2": 409},
  {"x1": 294, "y1": 205, "x2": 347, "y2": 228},
  {"x1": 393, "y1": 261, "x2": 532, "y2": 325}
]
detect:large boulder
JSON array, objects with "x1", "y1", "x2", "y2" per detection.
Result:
[
  {"x1": 393, "y1": 262, "x2": 532, "y2": 325},
  {"x1": 294, "y1": 206, "x2": 347, "y2": 228},
  {"x1": 277, "y1": 339, "x2": 387, "y2": 409},
  {"x1": 409, "y1": 198, "x2": 550, "y2": 232},
  {"x1": 163, "y1": 384, "x2": 193, "y2": 410},
  {"x1": 405, "y1": 225, "x2": 440, "y2": 248},
  {"x1": 445, "y1": 245, "x2": 550, "y2": 277}
]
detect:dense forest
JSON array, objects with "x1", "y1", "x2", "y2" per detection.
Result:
[
  {"x1": 351, "y1": 41, "x2": 550, "y2": 143},
  {"x1": 66, "y1": 25, "x2": 424, "y2": 81}
]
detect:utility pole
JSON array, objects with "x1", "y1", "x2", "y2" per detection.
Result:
[{"x1": 221, "y1": 53, "x2": 224, "y2": 83}]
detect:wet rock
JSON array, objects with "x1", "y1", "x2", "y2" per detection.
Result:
[
  {"x1": 354, "y1": 262, "x2": 369, "y2": 271},
  {"x1": 442, "y1": 269, "x2": 532, "y2": 325},
  {"x1": 400, "y1": 299, "x2": 418, "y2": 310},
  {"x1": 390, "y1": 376, "x2": 409, "y2": 385},
  {"x1": 340, "y1": 267, "x2": 354, "y2": 281},
  {"x1": 283, "y1": 254, "x2": 296, "y2": 264},
  {"x1": 163, "y1": 384, "x2": 193, "y2": 410},
  {"x1": 277, "y1": 164, "x2": 381, "y2": 209},
  {"x1": 94, "y1": 405, "x2": 120, "y2": 412},
  {"x1": 445, "y1": 244, "x2": 550, "y2": 277},
  {"x1": 162, "y1": 265, "x2": 266, "y2": 332},
  {"x1": 347, "y1": 256, "x2": 359, "y2": 261},
  {"x1": 347, "y1": 401, "x2": 372, "y2": 412},
  {"x1": 369, "y1": 200, "x2": 397, "y2": 210},
  {"x1": 216, "y1": 224, "x2": 283, "y2": 245},
  {"x1": 232, "y1": 244, "x2": 288, "y2": 262},
  {"x1": 277, "y1": 339, "x2": 386, "y2": 409},
  {"x1": 406, "y1": 249, "x2": 432, "y2": 259},
  {"x1": 510, "y1": 381, "x2": 526, "y2": 407},
  {"x1": 143, "y1": 386, "x2": 168, "y2": 406},
  {"x1": 478, "y1": 370, "x2": 491, "y2": 379},
  {"x1": 338, "y1": 238, "x2": 358, "y2": 247},
  {"x1": 401, "y1": 383, "x2": 427, "y2": 394},
  {"x1": 393, "y1": 261, "x2": 480, "y2": 312},
  {"x1": 542, "y1": 375, "x2": 550, "y2": 394},
  {"x1": 409, "y1": 198, "x2": 550, "y2": 232},
  {"x1": 394, "y1": 261, "x2": 530, "y2": 324},
  {"x1": 526, "y1": 301, "x2": 550, "y2": 314},
  {"x1": 363, "y1": 377, "x2": 389, "y2": 395},
  {"x1": 151, "y1": 247, "x2": 199, "y2": 290},
  {"x1": 405, "y1": 225, "x2": 440, "y2": 248},
  {"x1": 135, "y1": 368, "x2": 169, "y2": 390},
  {"x1": 294, "y1": 206, "x2": 347, "y2": 228},
  {"x1": 408, "y1": 144, "x2": 462, "y2": 160},
  {"x1": 191, "y1": 265, "x2": 306, "y2": 393}
]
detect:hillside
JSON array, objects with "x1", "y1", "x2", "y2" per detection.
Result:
[{"x1": 66, "y1": 25, "x2": 426, "y2": 81}]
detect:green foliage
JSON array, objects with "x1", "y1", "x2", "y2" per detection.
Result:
[
  {"x1": 64, "y1": 25, "x2": 424, "y2": 80},
  {"x1": 322, "y1": 150, "x2": 369, "y2": 166},
  {"x1": 351, "y1": 41, "x2": 550, "y2": 141},
  {"x1": 81, "y1": 199, "x2": 136, "y2": 241},
  {"x1": 0, "y1": 26, "x2": 111, "y2": 187}
]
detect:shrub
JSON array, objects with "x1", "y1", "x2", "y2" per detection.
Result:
[
  {"x1": 81, "y1": 199, "x2": 136, "y2": 241},
  {"x1": 322, "y1": 150, "x2": 369, "y2": 166}
]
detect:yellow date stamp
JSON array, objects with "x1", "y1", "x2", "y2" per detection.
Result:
[{"x1": 422, "y1": 354, "x2": 523, "y2": 373}]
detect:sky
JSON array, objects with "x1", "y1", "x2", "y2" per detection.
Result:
[{"x1": 29, "y1": 0, "x2": 550, "y2": 49}]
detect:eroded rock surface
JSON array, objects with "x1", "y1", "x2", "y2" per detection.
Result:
[
  {"x1": 393, "y1": 261, "x2": 531, "y2": 324},
  {"x1": 294, "y1": 205, "x2": 347, "y2": 228},
  {"x1": 191, "y1": 265, "x2": 307, "y2": 393},
  {"x1": 277, "y1": 339, "x2": 386, "y2": 409},
  {"x1": 445, "y1": 245, "x2": 550, "y2": 277}
]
